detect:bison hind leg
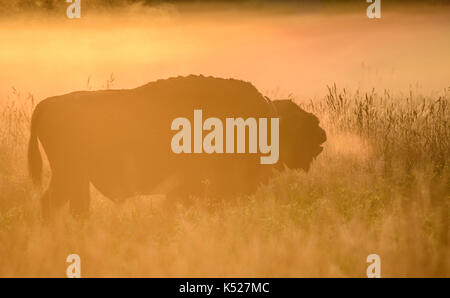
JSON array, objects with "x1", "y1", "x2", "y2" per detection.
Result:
[
  {"x1": 68, "y1": 178, "x2": 90, "y2": 219},
  {"x1": 40, "y1": 174, "x2": 90, "y2": 222},
  {"x1": 40, "y1": 180, "x2": 69, "y2": 223}
]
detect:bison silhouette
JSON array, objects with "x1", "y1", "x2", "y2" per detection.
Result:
[{"x1": 28, "y1": 75, "x2": 326, "y2": 219}]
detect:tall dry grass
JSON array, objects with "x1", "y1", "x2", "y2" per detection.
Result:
[{"x1": 0, "y1": 84, "x2": 448, "y2": 277}]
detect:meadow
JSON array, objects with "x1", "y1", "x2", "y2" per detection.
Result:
[{"x1": 0, "y1": 83, "x2": 448, "y2": 277}]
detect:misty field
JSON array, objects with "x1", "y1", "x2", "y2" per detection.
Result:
[{"x1": 0, "y1": 84, "x2": 448, "y2": 277}]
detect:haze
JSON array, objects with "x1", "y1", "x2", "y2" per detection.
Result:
[{"x1": 1, "y1": 3, "x2": 449, "y2": 101}]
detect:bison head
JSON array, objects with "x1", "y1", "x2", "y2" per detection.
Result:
[{"x1": 273, "y1": 99, "x2": 326, "y2": 171}]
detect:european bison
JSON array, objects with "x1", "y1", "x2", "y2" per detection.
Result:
[{"x1": 28, "y1": 75, "x2": 326, "y2": 219}]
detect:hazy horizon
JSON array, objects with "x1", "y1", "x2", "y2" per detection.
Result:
[{"x1": 1, "y1": 3, "x2": 450, "y2": 103}]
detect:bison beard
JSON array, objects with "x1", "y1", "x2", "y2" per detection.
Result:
[{"x1": 28, "y1": 75, "x2": 326, "y2": 220}]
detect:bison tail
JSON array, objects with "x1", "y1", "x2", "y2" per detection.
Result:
[{"x1": 28, "y1": 109, "x2": 42, "y2": 187}]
